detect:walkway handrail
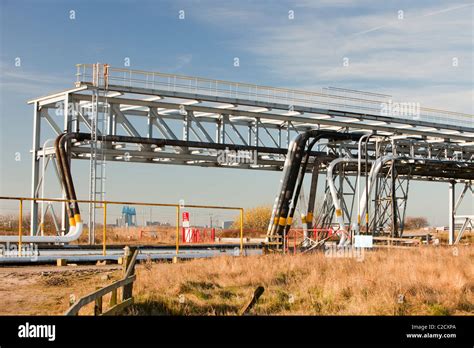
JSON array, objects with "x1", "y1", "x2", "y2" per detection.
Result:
[{"x1": 75, "y1": 64, "x2": 473, "y2": 128}]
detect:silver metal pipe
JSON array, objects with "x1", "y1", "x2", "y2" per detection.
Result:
[
  {"x1": 357, "y1": 155, "x2": 395, "y2": 234},
  {"x1": 0, "y1": 222, "x2": 83, "y2": 243},
  {"x1": 356, "y1": 133, "x2": 372, "y2": 229}
]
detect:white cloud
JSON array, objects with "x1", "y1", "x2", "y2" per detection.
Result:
[
  {"x1": 190, "y1": 1, "x2": 474, "y2": 113},
  {"x1": 170, "y1": 54, "x2": 193, "y2": 72},
  {"x1": 0, "y1": 61, "x2": 70, "y2": 97}
]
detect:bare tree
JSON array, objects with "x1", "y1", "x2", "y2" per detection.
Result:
[{"x1": 404, "y1": 216, "x2": 429, "y2": 230}]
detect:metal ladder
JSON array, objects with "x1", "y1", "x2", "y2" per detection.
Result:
[{"x1": 88, "y1": 63, "x2": 108, "y2": 244}]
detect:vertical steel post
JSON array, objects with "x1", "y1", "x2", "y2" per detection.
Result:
[
  {"x1": 278, "y1": 127, "x2": 282, "y2": 148},
  {"x1": 221, "y1": 114, "x2": 228, "y2": 144},
  {"x1": 102, "y1": 202, "x2": 107, "y2": 256},
  {"x1": 254, "y1": 118, "x2": 259, "y2": 147},
  {"x1": 107, "y1": 104, "x2": 114, "y2": 136},
  {"x1": 365, "y1": 139, "x2": 370, "y2": 234},
  {"x1": 147, "y1": 110, "x2": 153, "y2": 138},
  {"x1": 61, "y1": 93, "x2": 71, "y2": 235},
  {"x1": 30, "y1": 102, "x2": 41, "y2": 236},
  {"x1": 216, "y1": 116, "x2": 222, "y2": 143},
  {"x1": 449, "y1": 181, "x2": 456, "y2": 245},
  {"x1": 176, "y1": 205, "x2": 180, "y2": 255},
  {"x1": 391, "y1": 161, "x2": 398, "y2": 237},
  {"x1": 240, "y1": 208, "x2": 244, "y2": 255},
  {"x1": 248, "y1": 124, "x2": 252, "y2": 146},
  {"x1": 183, "y1": 110, "x2": 190, "y2": 141},
  {"x1": 19, "y1": 199, "x2": 23, "y2": 256},
  {"x1": 373, "y1": 172, "x2": 379, "y2": 234},
  {"x1": 286, "y1": 121, "x2": 290, "y2": 148}
]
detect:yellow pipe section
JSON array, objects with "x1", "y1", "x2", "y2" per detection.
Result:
[
  {"x1": 176, "y1": 206, "x2": 180, "y2": 255},
  {"x1": 18, "y1": 199, "x2": 22, "y2": 256},
  {"x1": 102, "y1": 203, "x2": 107, "y2": 256},
  {"x1": 74, "y1": 214, "x2": 81, "y2": 224},
  {"x1": 300, "y1": 215, "x2": 306, "y2": 224},
  {"x1": 240, "y1": 208, "x2": 244, "y2": 255}
]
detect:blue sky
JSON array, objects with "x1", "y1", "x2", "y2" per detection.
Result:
[{"x1": 0, "y1": 0, "x2": 472, "y2": 225}]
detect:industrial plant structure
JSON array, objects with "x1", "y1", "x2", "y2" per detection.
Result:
[{"x1": 1, "y1": 63, "x2": 472, "y2": 252}]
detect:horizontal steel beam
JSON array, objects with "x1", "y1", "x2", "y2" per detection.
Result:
[
  {"x1": 68, "y1": 91, "x2": 474, "y2": 142},
  {"x1": 83, "y1": 83, "x2": 473, "y2": 134}
]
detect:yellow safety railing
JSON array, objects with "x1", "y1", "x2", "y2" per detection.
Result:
[
  {"x1": 0, "y1": 196, "x2": 244, "y2": 256},
  {"x1": 18, "y1": 199, "x2": 23, "y2": 257}
]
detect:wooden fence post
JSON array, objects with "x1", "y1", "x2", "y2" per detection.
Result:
[
  {"x1": 94, "y1": 296, "x2": 103, "y2": 315},
  {"x1": 110, "y1": 289, "x2": 117, "y2": 307},
  {"x1": 122, "y1": 246, "x2": 130, "y2": 274},
  {"x1": 122, "y1": 246, "x2": 138, "y2": 300},
  {"x1": 239, "y1": 286, "x2": 265, "y2": 315}
]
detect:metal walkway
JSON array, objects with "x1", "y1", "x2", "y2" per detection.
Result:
[
  {"x1": 28, "y1": 64, "x2": 473, "y2": 173},
  {"x1": 24, "y1": 64, "x2": 474, "y2": 238}
]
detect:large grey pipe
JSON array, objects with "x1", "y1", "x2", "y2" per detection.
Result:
[
  {"x1": 357, "y1": 155, "x2": 395, "y2": 232},
  {"x1": 266, "y1": 130, "x2": 362, "y2": 245}
]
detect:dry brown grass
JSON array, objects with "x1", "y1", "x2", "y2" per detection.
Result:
[
  {"x1": 76, "y1": 226, "x2": 178, "y2": 245},
  {"x1": 0, "y1": 266, "x2": 122, "y2": 315},
  {"x1": 433, "y1": 231, "x2": 474, "y2": 244},
  {"x1": 76, "y1": 225, "x2": 241, "y2": 245},
  {"x1": 0, "y1": 246, "x2": 472, "y2": 316},
  {"x1": 130, "y1": 246, "x2": 474, "y2": 315}
]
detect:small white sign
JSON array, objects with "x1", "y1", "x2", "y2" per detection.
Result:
[
  {"x1": 182, "y1": 211, "x2": 190, "y2": 228},
  {"x1": 184, "y1": 228, "x2": 193, "y2": 243},
  {"x1": 354, "y1": 235, "x2": 373, "y2": 248}
]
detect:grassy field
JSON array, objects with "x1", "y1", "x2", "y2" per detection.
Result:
[
  {"x1": 0, "y1": 246, "x2": 472, "y2": 316},
  {"x1": 129, "y1": 246, "x2": 474, "y2": 315}
]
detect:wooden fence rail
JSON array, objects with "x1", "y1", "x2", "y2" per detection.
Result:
[{"x1": 65, "y1": 247, "x2": 139, "y2": 316}]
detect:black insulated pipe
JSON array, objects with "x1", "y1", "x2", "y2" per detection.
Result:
[
  {"x1": 54, "y1": 133, "x2": 75, "y2": 227},
  {"x1": 59, "y1": 133, "x2": 82, "y2": 221},
  {"x1": 266, "y1": 130, "x2": 363, "y2": 246},
  {"x1": 283, "y1": 137, "x2": 320, "y2": 236},
  {"x1": 53, "y1": 131, "x2": 361, "y2": 244}
]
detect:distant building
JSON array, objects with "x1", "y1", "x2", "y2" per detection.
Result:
[
  {"x1": 117, "y1": 206, "x2": 137, "y2": 227},
  {"x1": 222, "y1": 221, "x2": 233, "y2": 229},
  {"x1": 146, "y1": 221, "x2": 171, "y2": 227}
]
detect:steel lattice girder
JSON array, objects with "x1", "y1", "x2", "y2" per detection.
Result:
[
  {"x1": 30, "y1": 89, "x2": 474, "y2": 171},
  {"x1": 26, "y1": 69, "x2": 474, "y2": 237}
]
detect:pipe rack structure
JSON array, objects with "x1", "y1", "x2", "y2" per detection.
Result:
[
  {"x1": 17, "y1": 64, "x2": 474, "y2": 247},
  {"x1": 266, "y1": 132, "x2": 473, "y2": 250}
]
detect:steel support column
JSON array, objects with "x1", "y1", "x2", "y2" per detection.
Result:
[
  {"x1": 449, "y1": 181, "x2": 456, "y2": 245},
  {"x1": 183, "y1": 111, "x2": 190, "y2": 141},
  {"x1": 61, "y1": 93, "x2": 71, "y2": 234},
  {"x1": 254, "y1": 118, "x2": 259, "y2": 147},
  {"x1": 30, "y1": 102, "x2": 41, "y2": 235}
]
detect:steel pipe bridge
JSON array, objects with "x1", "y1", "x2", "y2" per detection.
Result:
[{"x1": 23, "y1": 63, "x2": 473, "y2": 248}]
